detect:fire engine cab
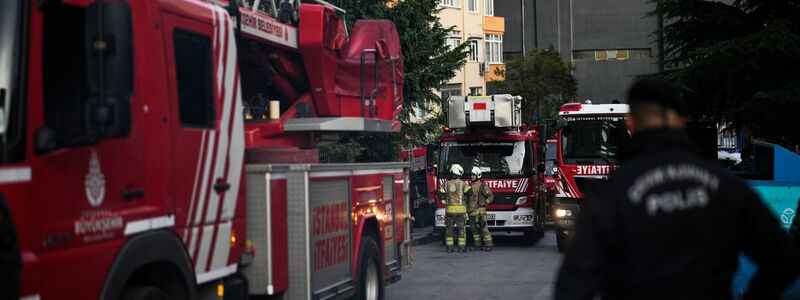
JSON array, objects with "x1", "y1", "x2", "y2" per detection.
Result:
[
  {"x1": 551, "y1": 101, "x2": 630, "y2": 251},
  {"x1": 429, "y1": 95, "x2": 546, "y2": 244},
  {"x1": 0, "y1": 0, "x2": 411, "y2": 299}
]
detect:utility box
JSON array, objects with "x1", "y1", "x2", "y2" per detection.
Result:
[{"x1": 447, "y1": 94, "x2": 522, "y2": 129}]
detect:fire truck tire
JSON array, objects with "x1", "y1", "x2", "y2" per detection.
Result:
[
  {"x1": 0, "y1": 194, "x2": 21, "y2": 300},
  {"x1": 121, "y1": 286, "x2": 168, "y2": 300},
  {"x1": 556, "y1": 231, "x2": 567, "y2": 252},
  {"x1": 355, "y1": 235, "x2": 384, "y2": 300},
  {"x1": 536, "y1": 226, "x2": 546, "y2": 238},
  {"x1": 522, "y1": 229, "x2": 538, "y2": 245},
  {"x1": 99, "y1": 232, "x2": 196, "y2": 300}
]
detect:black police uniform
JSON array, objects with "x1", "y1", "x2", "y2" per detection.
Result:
[{"x1": 555, "y1": 128, "x2": 800, "y2": 300}]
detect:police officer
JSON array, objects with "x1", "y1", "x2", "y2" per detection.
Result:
[
  {"x1": 438, "y1": 164, "x2": 472, "y2": 253},
  {"x1": 468, "y1": 167, "x2": 494, "y2": 251},
  {"x1": 555, "y1": 78, "x2": 800, "y2": 300}
]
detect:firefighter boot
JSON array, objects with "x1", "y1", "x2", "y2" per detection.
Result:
[
  {"x1": 458, "y1": 247, "x2": 467, "y2": 253},
  {"x1": 483, "y1": 246, "x2": 492, "y2": 252},
  {"x1": 446, "y1": 247, "x2": 454, "y2": 253}
]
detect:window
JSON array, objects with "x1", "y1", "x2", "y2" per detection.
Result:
[
  {"x1": 630, "y1": 49, "x2": 652, "y2": 58},
  {"x1": 43, "y1": 4, "x2": 91, "y2": 144},
  {"x1": 484, "y1": 34, "x2": 503, "y2": 64},
  {"x1": 441, "y1": 83, "x2": 462, "y2": 100},
  {"x1": 617, "y1": 50, "x2": 629, "y2": 60},
  {"x1": 441, "y1": 0, "x2": 459, "y2": 8},
  {"x1": 467, "y1": 0, "x2": 478, "y2": 12},
  {"x1": 440, "y1": 141, "x2": 532, "y2": 176},
  {"x1": 468, "y1": 39, "x2": 479, "y2": 61},
  {"x1": 447, "y1": 30, "x2": 462, "y2": 50},
  {"x1": 484, "y1": 0, "x2": 493, "y2": 15},
  {"x1": 469, "y1": 87, "x2": 482, "y2": 96},
  {"x1": 173, "y1": 29, "x2": 216, "y2": 128},
  {"x1": 573, "y1": 48, "x2": 651, "y2": 61},
  {"x1": 595, "y1": 50, "x2": 608, "y2": 61}
]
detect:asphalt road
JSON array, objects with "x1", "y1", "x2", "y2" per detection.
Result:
[{"x1": 386, "y1": 230, "x2": 563, "y2": 300}]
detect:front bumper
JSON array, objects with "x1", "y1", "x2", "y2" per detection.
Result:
[{"x1": 434, "y1": 207, "x2": 536, "y2": 232}]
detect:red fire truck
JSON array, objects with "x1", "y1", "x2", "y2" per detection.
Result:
[
  {"x1": 551, "y1": 101, "x2": 630, "y2": 251},
  {"x1": 0, "y1": 0, "x2": 411, "y2": 299},
  {"x1": 430, "y1": 95, "x2": 546, "y2": 244},
  {"x1": 400, "y1": 148, "x2": 435, "y2": 227}
]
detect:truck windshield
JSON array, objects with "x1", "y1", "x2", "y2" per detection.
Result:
[
  {"x1": 440, "y1": 141, "x2": 531, "y2": 178},
  {"x1": 0, "y1": 0, "x2": 26, "y2": 163},
  {"x1": 561, "y1": 116, "x2": 630, "y2": 164}
]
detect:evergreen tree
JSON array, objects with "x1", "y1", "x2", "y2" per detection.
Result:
[{"x1": 651, "y1": 0, "x2": 800, "y2": 147}]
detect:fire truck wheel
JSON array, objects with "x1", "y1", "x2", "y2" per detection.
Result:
[
  {"x1": 121, "y1": 286, "x2": 168, "y2": 300},
  {"x1": 556, "y1": 231, "x2": 567, "y2": 252},
  {"x1": 0, "y1": 194, "x2": 21, "y2": 300},
  {"x1": 522, "y1": 229, "x2": 538, "y2": 245},
  {"x1": 355, "y1": 235, "x2": 384, "y2": 300}
]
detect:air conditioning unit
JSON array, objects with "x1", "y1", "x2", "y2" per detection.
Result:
[
  {"x1": 479, "y1": 64, "x2": 486, "y2": 76},
  {"x1": 447, "y1": 94, "x2": 522, "y2": 129}
]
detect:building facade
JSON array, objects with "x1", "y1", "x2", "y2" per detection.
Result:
[
  {"x1": 436, "y1": 0, "x2": 505, "y2": 99},
  {"x1": 495, "y1": 0, "x2": 661, "y2": 102}
]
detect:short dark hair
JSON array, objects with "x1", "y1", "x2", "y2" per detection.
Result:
[{"x1": 627, "y1": 78, "x2": 687, "y2": 119}]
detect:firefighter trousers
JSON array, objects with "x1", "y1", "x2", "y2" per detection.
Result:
[
  {"x1": 444, "y1": 213, "x2": 467, "y2": 248},
  {"x1": 469, "y1": 211, "x2": 493, "y2": 247}
]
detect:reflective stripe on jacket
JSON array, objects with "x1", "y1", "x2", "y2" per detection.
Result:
[{"x1": 438, "y1": 179, "x2": 471, "y2": 214}]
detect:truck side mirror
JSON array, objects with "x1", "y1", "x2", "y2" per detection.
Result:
[
  {"x1": 425, "y1": 142, "x2": 439, "y2": 173},
  {"x1": 555, "y1": 119, "x2": 568, "y2": 131},
  {"x1": 538, "y1": 125, "x2": 547, "y2": 161},
  {"x1": 34, "y1": 127, "x2": 57, "y2": 156},
  {"x1": 85, "y1": 1, "x2": 133, "y2": 138}
]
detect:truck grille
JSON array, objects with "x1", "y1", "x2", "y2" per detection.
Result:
[
  {"x1": 573, "y1": 177, "x2": 607, "y2": 196},
  {"x1": 491, "y1": 193, "x2": 525, "y2": 205}
]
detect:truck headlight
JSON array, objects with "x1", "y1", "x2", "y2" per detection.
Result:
[
  {"x1": 555, "y1": 209, "x2": 572, "y2": 218},
  {"x1": 513, "y1": 215, "x2": 533, "y2": 221},
  {"x1": 515, "y1": 196, "x2": 527, "y2": 205}
]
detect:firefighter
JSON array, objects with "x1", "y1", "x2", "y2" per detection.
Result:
[
  {"x1": 555, "y1": 78, "x2": 800, "y2": 300},
  {"x1": 468, "y1": 166, "x2": 494, "y2": 251},
  {"x1": 438, "y1": 164, "x2": 472, "y2": 253}
]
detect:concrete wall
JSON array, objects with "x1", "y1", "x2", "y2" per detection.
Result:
[{"x1": 495, "y1": 0, "x2": 662, "y2": 102}]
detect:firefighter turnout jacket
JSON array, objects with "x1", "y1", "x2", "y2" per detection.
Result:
[
  {"x1": 468, "y1": 180, "x2": 494, "y2": 215},
  {"x1": 438, "y1": 179, "x2": 472, "y2": 214},
  {"x1": 556, "y1": 128, "x2": 800, "y2": 300}
]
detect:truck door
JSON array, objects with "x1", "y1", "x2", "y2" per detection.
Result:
[
  {"x1": 161, "y1": 5, "x2": 244, "y2": 281},
  {"x1": 30, "y1": 0, "x2": 148, "y2": 258}
]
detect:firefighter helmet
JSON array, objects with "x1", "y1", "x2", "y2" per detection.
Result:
[
  {"x1": 450, "y1": 164, "x2": 464, "y2": 176},
  {"x1": 471, "y1": 166, "x2": 482, "y2": 178}
]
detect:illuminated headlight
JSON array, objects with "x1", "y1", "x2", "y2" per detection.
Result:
[
  {"x1": 513, "y1": 215, "x2": 533, "y2": 221},
  {"x1": 555, "y1": 209, "x2": 572, "y2": 218},
  {"x1": 436, "y1": 215, "x2": 445, "y2": 221},
  {"x1": 515, "y1": 196, "x2": 528, "y2": 205},
  {"x1": 552, "y1": 166, "x2": 558, "y2": 173}
]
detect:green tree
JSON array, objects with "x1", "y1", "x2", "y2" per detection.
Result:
[
  {"x1": 651, "y1": 0, "x2": 800, "y2": 147},
  {"x1": 331, "y1": 0, "x2": 470, "y2": 145},
  {"x1": 492, "y1": 46, "x2": 578, "y2": 123}
]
